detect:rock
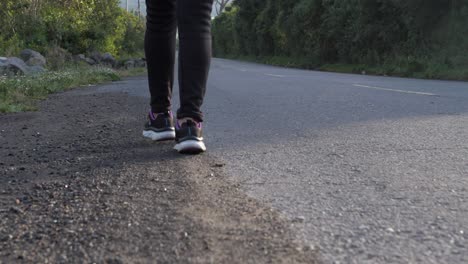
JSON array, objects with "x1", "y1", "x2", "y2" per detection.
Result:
[
  {"x1": 0, "y1": 57, "x2": 8, "y2": 74},
  {"x1": 0, "y1": 57, "x2": 30, "y2": 76},
  {"x1": 124, "y1": 60, "x2": 135, "y2": 69},
  {"x1": 85, "y1": 57, "x2": 97, "y2": 65},
  {"x1": 46, "y1": 46, "x2": 72, "y2": 69},
  {"x1": 8, "y1": 57, "x2": 30, "y2": 74},
  {"x1": 292, "y1": 216, "x2": 306, "y2": 223},
  {"x1": 75, "y1": 54, "x2": 86, "y2": 61},
  {"x1": 358, "y1": 224, "x2": 369, "y2": 230},
  {"x1": 89, "y1": 52, "x2": 103, "y2": 64},
  {"x1": 26, "y1": 56, "x2": 46, "y2": 67},
  {"x1": 0, "y1": 57, "x2": 46, "y2": 76},
  {"x1": 116, "y1": 58, "x2": 146, "y2": 69},
  {"x1": 134, "y1": 58, "x2": 146, "y2": 68},
  {"x1": 101, "y1": 53, "x2": 116, "y2": 67},
  {"x1": 29, "y1": 65, "x2": 46, "y2": 74},
  {"x1": 74, "y1": 54, "x2": 96, "y2": 65},
  {"x1": 20, "y1": 49, "x2": 47, "y2": 67},
  {"x1": 9, "y1": 206, "x2": 24, "y2": 214},
  {"x1": 106, "y1": 258, "x2": 124, "y2": 264}
]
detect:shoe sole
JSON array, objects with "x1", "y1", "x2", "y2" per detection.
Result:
[
  {"x1": 174, "y1": 140, "x2": 206, "y2": 154},
  {"x1": 143, "y1": 130, "x2": 176, "y2": 141}
]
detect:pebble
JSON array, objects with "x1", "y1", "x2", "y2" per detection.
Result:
[
  {"x1": 9, "y1": 206, "x2": 24, "y2": 214},
  {"x1": 359, "y1": 225, "x2": 369, "y2": 230},
  {"x1": 292, "y1": 216, "x2": 306, "y2": 223}
]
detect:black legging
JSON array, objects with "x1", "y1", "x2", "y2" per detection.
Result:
[{"x1": 145, "y1": 0, "x2": 213, "y2": 122}]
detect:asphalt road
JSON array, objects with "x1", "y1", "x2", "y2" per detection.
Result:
[{"x1": 98, "y1": 58, "x2": 468, "y2": 263}]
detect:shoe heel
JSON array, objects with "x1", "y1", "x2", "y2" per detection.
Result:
[
  {"x1": 174, "y1": 140, "x2": 206, "y2": 154},
  {"x1": 143, "y1": 130, "x2": 176, "y2": 141}
]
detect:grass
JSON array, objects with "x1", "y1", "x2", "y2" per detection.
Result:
[
  {"x1": 216, "y1": 54, "x2": 468, "y2": 81},
  {"x1": 0, "y1": 65, "x2": 147, "y2": 113},
  {"x1": 117, "y1": 67, "x2": 148, "y2": 78},
  {"x1": 218, "y1": 54, "x2": 318, "y2": 69}
]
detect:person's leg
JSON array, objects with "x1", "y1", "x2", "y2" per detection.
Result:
[
  {"x1": 143, "y1": 0, "x2": 177, "y2": 142},
  {"x1": 173, "y1": 0, "x2": 213, "y2": 153},
  {"x1": 176, "y1": 0, "x2": 214, "y2": 122},
  {"x1": 145, "y1": 0, "x2": 177, "y2": 113}
]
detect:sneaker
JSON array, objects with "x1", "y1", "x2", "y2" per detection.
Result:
[
  {"x1": 174, "y1": 119, "x2": 206, "y2": 154},
  {"x1": 142, "y1": 111, "x2": 176, "y2": 141}
]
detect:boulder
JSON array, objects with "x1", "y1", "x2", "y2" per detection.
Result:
[
  {"x1": 124, "y1": 60, "x2": 135, "y2": 69},
  {"x1": 73, "y1": 54, "x2": 86, "y2": 64},
  {"x1": 89, "y1": 52, "x2": 103, "y2": 64},
  {"x1": 85, "y1": 57, "x2": 97, "y2": 65},
  {"x1": 20, "y1": 49, "x2": 47, "y2": 67},
  {"x1": 75, "y1": 54, "x2": 86, "y2": 61},
  {"x1": 29, "y1": 65, "x2": 46, "y2": 74},
  {"x1": 74, "y1": 54, "x2": 96, "y2": 65},
  {"x1": 134, "y1": 58, "x2": 146, "y2": 68},
  {"x1": 101, "y1": 52, "x2": 116, "y2": 67},
  {"x1": 0, "y1": 57, "x2": 7, "y2": 67},
  {"x1": 45, "y1": 46, "x2": 72, "y2": 69},
  {"x1": 0, "y1": 57, "x2": 30, "y2": 76},
  {"x1": 0, "y1": 57, "x2": 7, "y2": 76},
  {"x1": 0, "y1": 57, "x2": 45, "y2": 76}
]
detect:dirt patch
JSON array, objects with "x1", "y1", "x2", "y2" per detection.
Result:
[{"x1": 0, "y1": 85, "x2": 318, "y2": 263}]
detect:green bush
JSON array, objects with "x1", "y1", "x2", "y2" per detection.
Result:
[
  {"x1": 213, "y1": 0, "x2": 468, "y2": 80},
  {"x1": 212, "y1": 6, "x2": 239, "y2": 57},
  {"x1": 0, "y1": 66, "x2": 120, "y2": 113},
  {"x1": 0, "y1": 0, "x2": 145, "y2": 58}
]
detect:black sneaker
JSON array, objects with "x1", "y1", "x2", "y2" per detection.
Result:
[
  {"x1": 174, "y1": 119, "x2": 206, "y2": 154},
  {"x1": 142, "y1": 111, "x2": 176, "y2": 141}
]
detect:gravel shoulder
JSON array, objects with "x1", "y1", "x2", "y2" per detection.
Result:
[{"x1": 0, "y1": 84, "x2": 318, "y2": 263}]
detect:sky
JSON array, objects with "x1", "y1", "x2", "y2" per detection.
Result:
[{"x1": 119, "y1": 0, "x2": 146, "y2": 15}]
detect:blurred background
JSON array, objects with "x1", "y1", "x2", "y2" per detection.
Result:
[{"x1": 1, "y1": 0, "x2": 467, "y2": 80}]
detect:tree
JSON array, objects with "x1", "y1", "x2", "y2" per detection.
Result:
[
  {"x1": 214, "y1": 0, "x2": 231, "y2": 16},
  {"x1": 212, "y1": 0, "x2": 468, "y2": 78},
  {"x1": 0, "y1": 0, "x2": 145, "y2": 56}
]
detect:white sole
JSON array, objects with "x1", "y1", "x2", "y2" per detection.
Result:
[
  {"x1": 143, "y1": 130, "x2": 176, "y2": 141},
  {"x1": 174, "y1": 140, "x2": 206, "y2": 154}
]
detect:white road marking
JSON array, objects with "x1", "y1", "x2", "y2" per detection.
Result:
[
  {"x1": 353, "y1": 84, "x2": 438, "y2": 96},
  {"x1": 265, "y1": 73, "x2": 285, "y2": 78}
]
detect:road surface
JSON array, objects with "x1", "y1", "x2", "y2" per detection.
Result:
[
  {"x1": 1, "y1": 57, "x2": 467, "y2": 263},
  {"x1": 98, "y1": 58, "x2": 468, "y2": 263}
]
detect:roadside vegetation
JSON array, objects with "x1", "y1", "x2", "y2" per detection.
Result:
[
  {"x1": 0, "y1": 0, "x2": 145, "y2": 58},
  {"x1": 212, "y1": 0, "x2": 468, "y2": 80},
  {"x1": 0, "y1": 0, "x2": 147, "y2": 113},
  {"x1": 0, "y1": 66, "x2": 121, "y2": 113}
]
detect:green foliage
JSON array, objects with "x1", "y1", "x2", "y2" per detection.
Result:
[
  {"x1": 0, "y1": 0, "x2": 145, "y2": 58},
  {"x1": 0, "y1": 35, "x2": 23, "y2": 57},
  {"x1": 0, "y1": 66, "x2": 120, "y2": 113},
  {"x1": 213, "y1": 0, "x2": 468, "y2": 80},
  {"x1": 119, "y1": 11, "x2": 146, "y2": 57},
  {"x1": 212, "y1": 6, "x2": 239, "y2": 57}
]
